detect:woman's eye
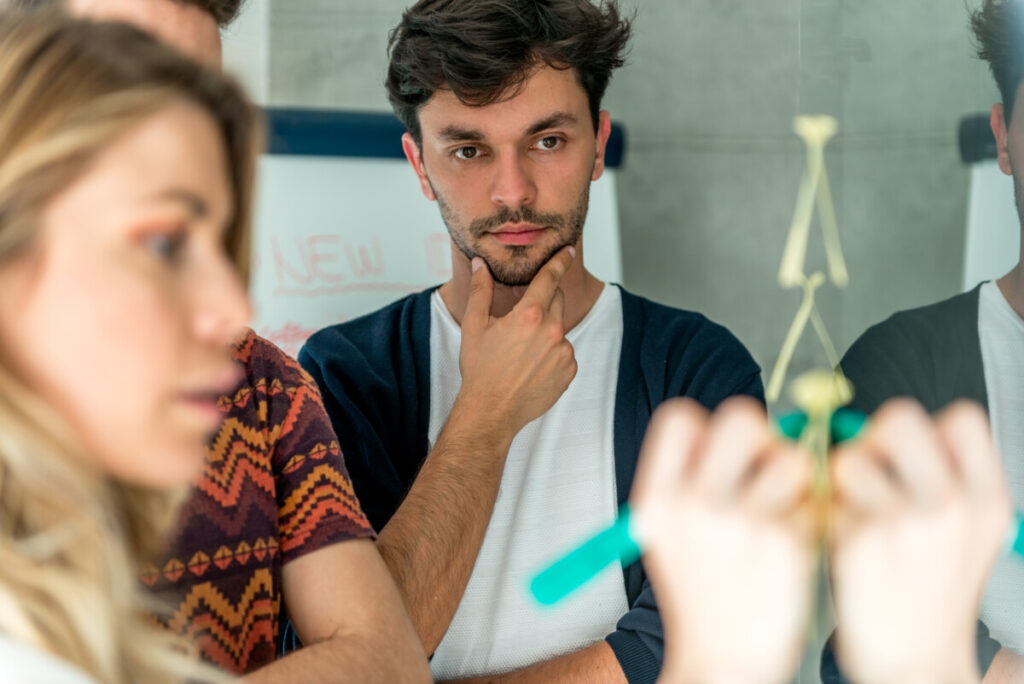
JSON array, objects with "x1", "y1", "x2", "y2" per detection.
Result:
[
  {"x1": 537, "y1": 136, "x2": 562, "y2": 151},
  {"x1": 143, "y1": 231, "x2": 187, "y2": 262},
  {"x1": 454, "y1": 146, "x2": 481, "y2": 160}
]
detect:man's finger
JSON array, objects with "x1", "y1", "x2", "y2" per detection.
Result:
[
  {"x1": 550, "y1": 287, "x2": 566, "y2": 328},
  {"x1": 462, "y1": 257, "x2": 494, "y2": 336},
  {"x1": 518, "y1": 246, "x2": 575, "y2": 310}
]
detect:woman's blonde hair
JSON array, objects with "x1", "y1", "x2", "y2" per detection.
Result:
[{"x1": 0, "y1": 9, "x2": 260, "y2": 683}]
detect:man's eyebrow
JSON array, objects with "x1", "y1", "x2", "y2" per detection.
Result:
[
  {"x1": 149, "y1": 188, "x2": 210, "y2": 219},
  {"x1": 437, "y1": 125, "x2": 486, "y2": 142},
  {"x1": 525, "y1": 112, "x2": 578, "y2": 136}
]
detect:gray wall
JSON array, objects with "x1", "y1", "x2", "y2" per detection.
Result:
[
  {"x1": 262, "y1": 0, "x2": 998, "y2": 383},
  {"x1": 607, "y1": 0, "x2": 996, "y2": 382}
]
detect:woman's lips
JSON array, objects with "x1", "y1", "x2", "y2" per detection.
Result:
[
  {"x1": 177, "y1": 365, "x2": 244, "y2": 428},
  {"x1": 179, "y1": 394, "x2": 226, "y2": 427}
]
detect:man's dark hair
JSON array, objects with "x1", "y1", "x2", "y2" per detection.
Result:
[
  {"x1": 971, "y1": 0, "x2": 1024, "y2": 122},
  {"x1": 386, "y1": 0, "x2": 631, "y2": 141},
  {"x1": 9, "y1": 0, "x2": 246, "y2": 27}
]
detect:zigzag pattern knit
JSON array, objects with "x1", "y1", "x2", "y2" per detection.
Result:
[{"x1": 145, "y1": 329, "x2": 373, "y2": 674}]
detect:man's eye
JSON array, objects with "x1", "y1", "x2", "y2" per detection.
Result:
[
  {"x1": 537, "y1": 136, "x2": 562, "y2": 151},
  {"x1": 454, "y1": 146, "x2": 481, "y2": 160}
]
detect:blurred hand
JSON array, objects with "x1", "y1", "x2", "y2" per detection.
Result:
[
  {"x1": 631, "y1": 397, "x2": 816, "y2": 684},
  {"x1": 829, "y1": 400, "x2": 1012, "y2": 684},
  {"x1": 455, "y1": 247, "x2": 577, "y2": 441}
]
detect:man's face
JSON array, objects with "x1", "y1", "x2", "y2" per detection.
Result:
[
  {"x1": 403, "y1": 66, "x2": 612, "y2": 286},
  {"x1": 67, "y1": 0, "x2": 222, "y2": 66}
]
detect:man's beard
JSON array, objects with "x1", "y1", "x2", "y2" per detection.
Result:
[{"x1": 434, "y1": 184, "x2": 590, "y2": 287}]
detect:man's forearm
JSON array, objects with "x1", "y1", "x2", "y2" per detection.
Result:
[
  {"x1": 376, "y1": 398, "x2": 514, "y2": 654},
  {"x1": 241, "y1": 633, "x2": 430, "y2": 684},
  {"x1": 443, "y1": 641, "x2": 628, "y2": 684}
]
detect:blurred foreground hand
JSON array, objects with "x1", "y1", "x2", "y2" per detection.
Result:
[
  {"x1": 829, "y1": 400, "x2": 1011, "y2": 684},
  {"x1": 632, "y1": 397, "x2": 1011, "y2": 684},
  {"x1": 631, "y1": 397, "x2": 816, "y2": 684}
]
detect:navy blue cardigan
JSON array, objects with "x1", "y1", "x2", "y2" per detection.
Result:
[
  {"x1": 840, "y1": 285, "x2": 987, "y2": 416},
  {"x1": 299, "y1": 285, "x2": 764, "y2": 684}
]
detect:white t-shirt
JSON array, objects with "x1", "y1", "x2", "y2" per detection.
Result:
[
  {"x1": 978, "y1": 281, "x2": 1024, "y2": 652},
  {"x1": 0, "y1": 635, "x2": 98, "y2": 684},
  {"x1": 427, "y1": 284, "x2": 630, "y2": 680}
]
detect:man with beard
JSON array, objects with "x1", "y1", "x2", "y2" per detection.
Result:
[
  {"x1": 300, "y1": 1, "x2": 762, "y2": 682},
  {"x1": 820, "y1": 0, "x2": 1024, "y2": 681}
]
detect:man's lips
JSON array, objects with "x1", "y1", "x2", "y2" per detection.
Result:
[{"x1": 490, "y1": 223, "x2": 548, "y2": 246}]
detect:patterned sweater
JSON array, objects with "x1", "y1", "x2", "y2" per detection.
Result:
[{"x1": 144, "y1": 329, "x2": 374, "y2": 674}]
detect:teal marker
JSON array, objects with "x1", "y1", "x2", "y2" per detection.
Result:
[
  {"x1": 530, "y1": 505, "x2": 642, "y2": 606},
  {"x1": 1007, "y1": 511, "x2": 1024, "y2": 558},
  {"x1": 530, "y1": 408, "x2": 865, "y2": 607}
]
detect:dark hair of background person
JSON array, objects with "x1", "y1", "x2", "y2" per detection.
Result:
[
  {"x1": 386, "y1": 0, "x2": 632, "y2": 142},
  {"x1": 971, "y1": 0, "x2": 1024, "y2": 123},
  {"x1": 7, "y1": 0, "x2": 246, "y2": 27}
]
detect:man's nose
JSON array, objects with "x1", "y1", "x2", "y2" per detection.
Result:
[{"x1": 489, "y1": 153, "x2": 537, "y2": 210}]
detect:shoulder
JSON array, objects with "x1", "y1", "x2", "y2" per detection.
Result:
[
  {"x1": 619, "y1": 287, "x2": 759, "y2": 368},
  {"x1": 841, "y1": 288, "x2": 982, "y2": 413},
  {"x1": 867, "y1": 288, "x2": 978, "y2": 337},
  {"x1": 845, "y1": 288, "x2": 980, "y2": 364},
  {"x1": 617, "y1": 286, "x2": 763, "y2": 404},
  {"x1": 301, "y1": 290, "x2": 434, "y2": 366},
  {"x1": 233, "y1": 327, "x2": 312, "y2": 391}
]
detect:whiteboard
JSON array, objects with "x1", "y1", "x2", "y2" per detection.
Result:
[
  {"x1": 248, "y1": 152, "x2": 624, "y2": 358},
  {"x1": 963, "y1": 160, "x2": 1021, "y2": 291}
]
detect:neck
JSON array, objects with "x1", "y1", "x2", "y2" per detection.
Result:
[
  {"x1": 997, "y1": 234, "x2": 1024, "y2": 320},
  {"x1": 439, "y1": 240, "x2": 604, "y2": 330}
]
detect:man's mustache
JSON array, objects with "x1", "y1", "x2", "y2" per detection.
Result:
[{"x1": 470, "y1": 207, "x2": 566, "y2": 236}]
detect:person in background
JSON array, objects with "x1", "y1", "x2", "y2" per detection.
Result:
[
  {"x1": 0, "y1": 11, "x2": 254, "y2": 683},
  {"x1": 299, "y1": 1, "x2": 763, "y2": 682},
  {"x1": 632, "y1": 397, "x2": 1011, "y2": 683},
  {"x1": 9, "y1": 0, "x2": 432, "y2": 680},
  {"x1": 820, "y1": 0, "x2": 1024, "y2": 680}
]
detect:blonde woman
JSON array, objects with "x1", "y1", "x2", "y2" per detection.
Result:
[{"x1": 0, "y1": 9, "x2": 257, "y2": 683}]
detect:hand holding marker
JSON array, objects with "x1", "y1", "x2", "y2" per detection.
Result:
[{"x1": 529, "y1": 405, "x2": 1024, "y2": 607}]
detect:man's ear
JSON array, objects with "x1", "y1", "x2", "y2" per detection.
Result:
[
  {"x1": 992, "y1": 103, "x2": 1013, "y2": 177},
  {"x1": 402, "y1": 132, "x2": 436, "y2": 201},
  {"x1": 591, "y1": 111, "x2": 613, "y2": 182}
]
